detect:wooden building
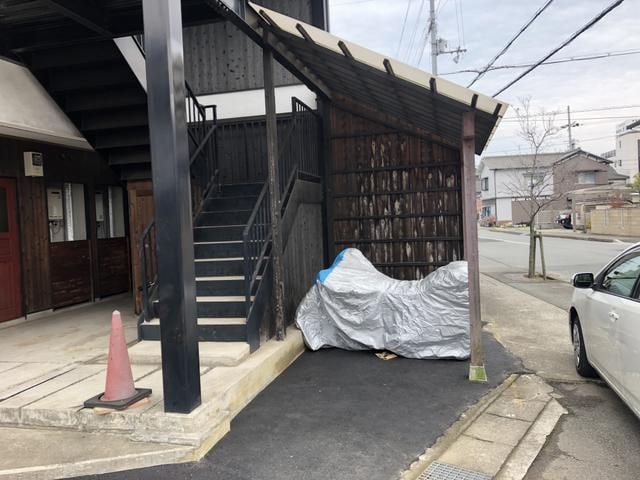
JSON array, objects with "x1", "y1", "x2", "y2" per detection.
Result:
[{"x1": 0, "y1": 0, "x2": 506, "y2": 412}]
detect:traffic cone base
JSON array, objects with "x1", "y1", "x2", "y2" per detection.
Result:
[{"x1": 84, "y1": 310, "x2": 152, "y2": 411}]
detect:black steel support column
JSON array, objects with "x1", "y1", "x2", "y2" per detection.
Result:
[
  {"x1": 263, "y1": 44, "x2": 286, "y2": 340},
  {"x1": 142, "y1": 0, "x2": 201, "y2": 413}
]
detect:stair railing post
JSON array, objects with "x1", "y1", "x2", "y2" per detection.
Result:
[
  {"x1": 263, "y1": 41, "x2": 286, "y2": 341},
  {"x1": 143, "y1": 0, "x2": 201, "y2": 413}
]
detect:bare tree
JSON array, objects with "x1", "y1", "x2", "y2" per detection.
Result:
[{"x1": 504, "y1": 97, "x2": 565, "y2": 278}]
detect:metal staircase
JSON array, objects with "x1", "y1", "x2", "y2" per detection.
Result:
[{"x1": 139, "y1": 98, "x2": 321, "y2": 352}]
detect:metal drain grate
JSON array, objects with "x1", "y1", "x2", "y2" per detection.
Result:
[{"x1": 418, "y1": 462, "x2": 492, "y2": 480}]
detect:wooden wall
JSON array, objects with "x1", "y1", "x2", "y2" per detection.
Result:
[
  {"x1": 183, "y1": 0, "x2": 313, "y2": 95},
  {"x1": 0, "y1": 135, "x2": 128, "y2": 315},
  {"x1": 283, "y1": 201, "x2": 324, "y2": 324},
  {"x1": 217, "y1": 115, "x2": 293, "y2": 185},
  {"x1": 327, "y1": 105, "x2": 463, "y2": 280}
]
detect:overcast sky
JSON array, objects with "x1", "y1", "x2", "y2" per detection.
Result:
[{"x1": 328, "y1": 0, "x2": 640, "y2": 158}]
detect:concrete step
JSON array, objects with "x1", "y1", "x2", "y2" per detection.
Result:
[
  {"x1": 129, "y1": 341, "x2": 250, "y2": 367},
  {"x1": 139, "y1": 317, "x2": 248, "y2": 342}
]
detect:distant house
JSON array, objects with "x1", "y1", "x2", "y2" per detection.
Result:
[
  {"x1": 478, "y1": 149, "x2": 627, "y2": 225},
  {"x1": 601, "y1": 120, "x2": 640, "y2": 180}
]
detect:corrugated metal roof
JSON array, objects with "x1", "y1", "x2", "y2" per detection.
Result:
[{"x1": 244, "y1": 2, "x2": 508, "y2": 154}]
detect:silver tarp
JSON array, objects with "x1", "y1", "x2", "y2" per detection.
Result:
[{"x1": 295, "y1": 249, "x2": 470, "y2": 359}]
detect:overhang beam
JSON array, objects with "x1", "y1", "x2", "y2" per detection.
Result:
[{"x1": 42, "y1": 0, "x2": 112, "y2": 37}]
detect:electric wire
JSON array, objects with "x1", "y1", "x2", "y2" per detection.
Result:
[
  {"x1": 395, "y1": 0, "x2": 413, "y2": 57},
  {"x1": 494, "y1": 0, "x2": 626, "y2": 96},
  {"x1": 442, "y1": 49, "x2": 640, "y2": 75},
  {"x1": 468, "y1": 0, "x2": 555, "y2": 88}
]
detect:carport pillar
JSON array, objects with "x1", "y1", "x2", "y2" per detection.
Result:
[
  {"x1": 143, "y1": 0, "x2": 201, "y2": 412},
  {"x1": 263, "y1": 44, "x2": 286, "y2": 340},
  {"x1": 461, "y1": 111, "x2": 487, "y2": 383}
]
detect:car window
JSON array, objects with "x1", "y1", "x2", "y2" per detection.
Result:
[{"x1": 601, "y1": 253, "x2": 640, "y2": 298}]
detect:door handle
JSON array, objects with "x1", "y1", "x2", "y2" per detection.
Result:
[{"x1": 609, "y1": 311, "x2": 619, "y2": 322}]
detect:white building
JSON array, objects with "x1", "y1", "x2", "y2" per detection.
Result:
[
  {"x1": 606, "y1": 119, "x2": 640, "y2": 180},
  {"x1": 478, "y1": 152, "x2": 561, "y2": 224}
]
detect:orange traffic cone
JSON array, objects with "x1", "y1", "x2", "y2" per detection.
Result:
[{"x1": 84, "y1": 310, "x2": 151, "y2": 411}]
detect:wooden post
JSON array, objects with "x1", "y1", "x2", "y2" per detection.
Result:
[
  {"x1": 263, "y1": 44, "x2": 286, "y2": 340},
  {"x1": 461, "y1": 111, "x2": 486, "y2": 383},
  {"x1": 143, "y1": 0, "x2": 201, "y2": 412}
]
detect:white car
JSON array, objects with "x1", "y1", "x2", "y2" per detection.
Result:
[{"x1": 570, "y1": 242, "x2": 640, "y2": 418}]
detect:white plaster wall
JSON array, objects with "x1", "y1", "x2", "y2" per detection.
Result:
[
  {"x1": 197, "y1": 85, "x2": 317, "y2": 120},
  {"x1": 615, "y1": 130, "x2": 640, "y2": 179},
  {"x1": 0, "y1": 59, "x2": 91, "y2": 149},
  {"x1": 495, "y1": 198, "x2": 514, "y2": 223}
]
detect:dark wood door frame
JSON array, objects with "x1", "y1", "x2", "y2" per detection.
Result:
[{"x1": 0, "y1": 177, "x2": 23, "y2": 322}]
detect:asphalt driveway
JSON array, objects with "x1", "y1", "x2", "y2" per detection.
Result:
[{"x1": 76, "y1": 333, "x2": 521, "y2": 480}]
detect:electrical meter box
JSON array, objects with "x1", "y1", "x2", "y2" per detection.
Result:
[
  {"x1": 47, "y1": 188, "x2": 64, "y2": 220},
  {"x1": 24, "y1": 151, "x2": 44, "y2": 177}
]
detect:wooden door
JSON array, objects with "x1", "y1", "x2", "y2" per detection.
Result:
[
  {"x1": 0, "y1": 178, "x2": 22, "y2": 322},
  {"x1": 127, "y1": 180, "x2": 154, "y2": 314}
]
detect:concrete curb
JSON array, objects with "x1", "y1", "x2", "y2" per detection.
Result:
[
  {"x1": 399, "y1": 374, "x2": 520, "y2": 480},
  {"x1": 405, "y1": 374, "x2": 567, "y2": 480}
]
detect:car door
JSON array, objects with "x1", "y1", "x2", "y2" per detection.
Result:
[
  {"x1": 615, "y1": 259, "x2": 640, "y2": 415},
  {"x1": 582, "y1": 252, "x2": 640, "y2": 387}
]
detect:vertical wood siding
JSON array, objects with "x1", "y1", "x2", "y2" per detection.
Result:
[
  {"x1": 328, "y1": 106, "x2": 463, "y2": 280},
  {"x1": 183, "y1": 0, "x2": 312, "y2": 94},
  {"x1": 216, "y1": 116, "x2": 293, "y2": 185},
  {"x1": 96, "y1": 237, "x2": 130, "y2": 298},
  {"x1": 49, "y1": 241, "x2": 92, "y2": 308}
]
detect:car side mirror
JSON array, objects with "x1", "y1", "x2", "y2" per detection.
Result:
[{"x1": 572, "y1": 272, "x2": 594, "y2": 289}]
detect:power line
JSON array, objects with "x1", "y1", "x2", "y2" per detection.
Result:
[
  {"x1": 395, "y1": 0, "x2": 413, "y2": 57},
  {"x1": 442, "y1": 49, "x2": 640, "y2": 75},
  {"x1": 467, "y1": 0, "x2": 555, "y2": 88},
  {"x1": 494, "y1": 0, "x2": 626, "y2": 96},
  {"x1": 500, "y1": 115, "x2": 640, "y2": 123}
]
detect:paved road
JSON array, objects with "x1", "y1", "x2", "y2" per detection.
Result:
[
  {"x1": 479, "y1": 228, "x2": 635, "y2": 282},
  {"x1": 479, "y1": 230, "x2": 640, "y2": 480}
]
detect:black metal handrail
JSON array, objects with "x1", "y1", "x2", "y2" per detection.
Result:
[
  {"x1": 134, "y1": 36, "x2": 219, "y2": 321},
  {"x1": 139, "y1": 220, "x2": 157, "y2": 323},
  {"x1": 278, "y1": 97, "x2": 321, "y2": 195},
  {"x1": 242, "y1": 182, "x2": 271, "y2": 317}
]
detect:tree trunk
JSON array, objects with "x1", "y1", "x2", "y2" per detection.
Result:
[{"x1": 528, "y1": 221, "x2": 536, "y2": 278}]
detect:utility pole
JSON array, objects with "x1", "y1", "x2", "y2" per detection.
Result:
[
  {"x1": 430, "y1": 0, "x2": 438, "y2": 75},
  {"x1": 429, "y1": 0, "x2": 466, "y2": 76},
  {"x1": 560, "y1": 105, "x2": 580, "y2": 151},
  {"x1": 567, "y1": 106, "x2": 574, "y2": 150}
]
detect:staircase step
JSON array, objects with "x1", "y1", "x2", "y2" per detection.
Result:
[
  {"x1": 196, "y1": 276, "x2": 256, "y2": 296},
  {"x1": 64, "y1": 87, "x2": 146, "y2": 112},
  {"x1": 48, "y1": 65, "x2": 135, "y2": 92},
  {"x1": 195, "y1": 210, "x2": 252, "y2": 227},
  {"x1": 222, "y1": 183, "x2": 264, "y2": 197},
  {"x1": 194, "y1": 225, "x2": 245, "y2": 242},
  {"x1": 197, "y1": 296, "x2": 250, "y2": 318},
  {"x1": 139, "y1": 317, "x2": 248, "y2": 342},
  {"x1": 129, "y1": 339, "x2": 250, "y2": 365},
  {"x1": 194, "y1": 240, "x2": 243, "y2": 259},
  {"x1": 195, "y1": 258, "x2": 244, "y2": 276},
  {"x1": 93, "y1": 127, "x2": 149, "y2": 149},
  {"x1": 203, "y1": 195, "x2": 258, "y2": 211}
]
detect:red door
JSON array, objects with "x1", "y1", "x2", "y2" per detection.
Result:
[{"x1": 0, "y1": 178, "x2": 22, "y2": 322}]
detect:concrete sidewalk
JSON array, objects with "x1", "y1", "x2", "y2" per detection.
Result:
[{"x1": 483, "y1": 226, "x2": 639, "y2": 244}]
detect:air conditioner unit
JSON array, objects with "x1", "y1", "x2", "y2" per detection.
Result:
[{"x1": 24, "y1": 151, "x2": 44, "y2": 177}]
